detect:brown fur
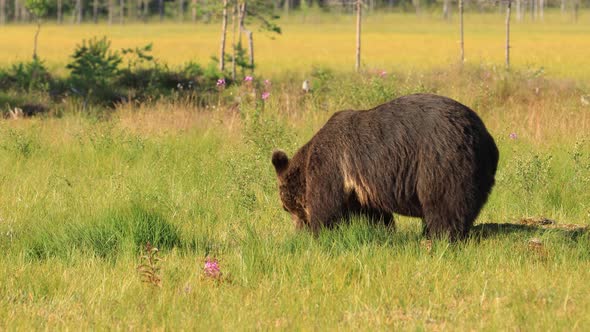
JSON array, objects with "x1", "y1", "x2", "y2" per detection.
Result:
[{"x1": 272, "y1": 93, "x2": 499, "y2": 240}]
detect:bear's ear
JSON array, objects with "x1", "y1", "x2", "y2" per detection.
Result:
[{"x1": 271, "y1": 149, "x2": 289, "y2": 175}]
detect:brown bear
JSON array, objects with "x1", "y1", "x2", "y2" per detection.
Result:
[{"x1": 271, "y1": 93, "x2": 499, "y2": 240}]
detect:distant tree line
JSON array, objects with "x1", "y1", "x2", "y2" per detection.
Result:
[{"x1": 0, "y1": 0, "x2": 586, "y2": 24}]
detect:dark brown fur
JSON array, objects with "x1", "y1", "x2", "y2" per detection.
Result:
[{"x1": 272, "y1": 93, "x2": 499, "y2": 240}]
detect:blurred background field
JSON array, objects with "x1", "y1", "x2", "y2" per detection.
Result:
[{"x1": 0, "y1": 12, "x2": 589, "y2": 79}]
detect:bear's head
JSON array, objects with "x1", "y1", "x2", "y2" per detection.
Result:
[{"x1": 271, "y1": 149, "x2": 308, "y2": 229}]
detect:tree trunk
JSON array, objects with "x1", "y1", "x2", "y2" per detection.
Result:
[
  {"x1": 539, "y1": 0, "x2": 543, "y2": 20},
  {"x1": 14, "y1": 0, "x2": 19, "y2": 22},
  {"x1": 238, "y1": 1, "x2": 245, "y2": 43},
  {"x1": 143, "y1": 0, "x2": 148, "y2": 20},
  {"x1": 22, "y1": 5, "x2": 29, "y2": 21},
  {"x1": 136, "y1": 0, "x2": 141, "y2": 20},
  {"x1": 238, "y1": 2, "x2": 253, "y2": 73},
  {"x1": 120, "y1": 0, "x2": 124, "y2": 24},
  {"x1": 108, "y1": 0, "x2": 114, "y2": 24},
  {"x1": 231, "y1": 3, "x2": 237, "y2": 80},
  {"x1": 355, "y1": 0, "x2": 361, "y2": 72},
  {"x1": 506, "y1": 0, "x2": 511, "y2": 69},
  {"x1": 71, "y1": 0, "x2": 77, "y2": 24},
  {"x1": 530, "y1": 0, "x2": 534, "y2": 21},
  {"x1": 33, "y1": 20, "x2": 40, "y2": 59},
  {"x1": 57, "y1": 0, "x2": 62, "y2": 23},
  {"x1": 561, "y1": 0, "x2": 565, "y2": 13},
  {"x1": 459, "y1": 0, "x2": 464, "y2": 63},
  {"x1": 247, "y1": 30, "x2": 253, "y2": 72},
  {"x1": 219, "y1": 0, "x2": 228, "y2": 71},
  {"x1": 516, "y1": 0, "x2": 521, "y2": 21},
  {"x1": 93, "y1": 0, "x2": 99, "y2": 23},
  {"x1": 191, "y1": 0, "x2": 197, "y2": 22},
  {"x1": 158, "y1": 0, "x2": 163, "y2": 21},
  {"x1": 284, "y1": 0, "x2": 289, "y2": 16},
  {"x1": 77, "y1": 0, "x2": 82, "y2": 24},
  {"x1": 443, "y1": 0, "x2": 450, "y2": 20},
  {"x1": 0, "y1": 0, "x2": 5, "y2": 25},
  {"x1": 178, "y1": 0, "x2": 184, "y2": 22}
]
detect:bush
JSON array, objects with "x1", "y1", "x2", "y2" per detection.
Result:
[
  {"x1": 66, "y1": 36, "x2": 122, "y2": 103},
  {"x1": 0, "y1": 36, "x2": 240, "y2": 109},
  {"x1": 0, "y1": 58, "x2": 52, "y2": 92}
]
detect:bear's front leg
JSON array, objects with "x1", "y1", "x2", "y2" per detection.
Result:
[{"x1": 306, "y1": 185, "x2": 345, "y2": 235}]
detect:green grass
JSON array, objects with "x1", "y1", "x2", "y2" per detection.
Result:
[{"x1": 1, "y1": 67, "x2": 590, "y2": 329}]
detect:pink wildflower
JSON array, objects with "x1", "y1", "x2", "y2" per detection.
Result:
[
  {"x1": 204, "y1": 257, "x2": 221, "y2": 278},
  {"x1": 264, "y1": 79, "x2": 271, "y2": 87},
  {"x1": 244, "y1": 76, "x2": 253, "y2": 82},
  {"x1": 509, "y1": 133, "x2": 518, "y2": 140},
  {"x1": 261, "y1": 92, "x2": 270, "y2": 100},
  {"x1": 216, "y1": 78, "x2": 226, "y2": 88},
  {"x1": 379, "y1": 70, "x2": 387, "y2": 78}
]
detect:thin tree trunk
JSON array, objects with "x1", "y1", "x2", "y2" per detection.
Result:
[
  {"x1": 191, "y1": 0, "x2": 197, "y2": 22},
  {"x1": 516, "y1": 0, "x2": 521, "y2": 21},
  {"x1": 158, "y1": 0, "x2": 163, "y2": 21},
  {"x1": 459, "y1": 0, "x2": 464, "y2": 63},
  {"x1": 77, "y1": 0, "x2": 82, "y2": 24},
  {"x1": 143, "y1": 0, "x2": 148, "y2": 20},
  {"x1": 136, "y1": 0, "x2": 141, "y2": 20},
  {"x1": 219, "y1": 0, "x2": 228, "y2": 71},
  {"x1": 561, "y1": 0, "x2": 565, "y2": 13},
  {"x1": 71, "y1": 0, "x2": 77, "y2": 24},
  {"x1": 231, "y1": 3, "x2": 237, "y2": 80},
  {"x1": 57, "y1": 0, "x2": 62, "y2": 23},
  {"x1": 284, "y1": 0, "x2": 289, "y2": 16},
  {"x1": 443, "y1": 0, "x2": 449, "y2": 20},
  {"x1": 14, "y1": 0, "x2": 19, "y2": 22},
  {"x1": 93, "y1": 0, "x2": 99, "y2": 23},
  {"x1": 0, "y1": 0, "x2": 5, "y2": 25},
  {"x1": 355, "y1": 0, "x2": 361, "y2": 72},
  {"x1": 22, "y1": 4, "x2": 29, "y2": 20},
  {"x1": 506, "y1": 0, "x2": 511, "y2": 69},
  {"x1": 33, "y1": 20, "x2": 40, "y2": 59},
  {"x1": 238, "y1": 1, "x2": 245, "y2": 43},
  {"x1": 539, "y1": 0, "x2": 543, "y2": 20},
  {"x1": 247, "y1": 30, "x2": 253, "y2": 72},
  {"x1": 178, "y1": 0, "x2": 184, "y2": 22},
  {"x1": 238, "y1": 1, "x2": 254, "y2": 73},
  {"x1": 238, "y1": 2, "x2": 253, "y2": 73},
  {"x1": 108, "y1": 0, "x2": 113, "y2": 24},
  {"x1": 530, "y1": 0, "x2": 534, "y2": 21},
  {"x1": 120, "y1": 0, "x2": 124, "y2": 24}
]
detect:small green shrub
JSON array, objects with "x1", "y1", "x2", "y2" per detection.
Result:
[
  {"x1": 66, "y1": 36, "x2": 122, "y2": 102},
  {"x1": 0, "y1": 58, "x2": 52, "y2": 92}
]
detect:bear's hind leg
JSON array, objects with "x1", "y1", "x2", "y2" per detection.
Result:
[{"x1": 421, "y1": 204, "x2": 477, "y2": 241}]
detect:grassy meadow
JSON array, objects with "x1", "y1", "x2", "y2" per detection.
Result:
[{"x1": 1, "y1": 11, "x2": 590, "y2": 330}]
